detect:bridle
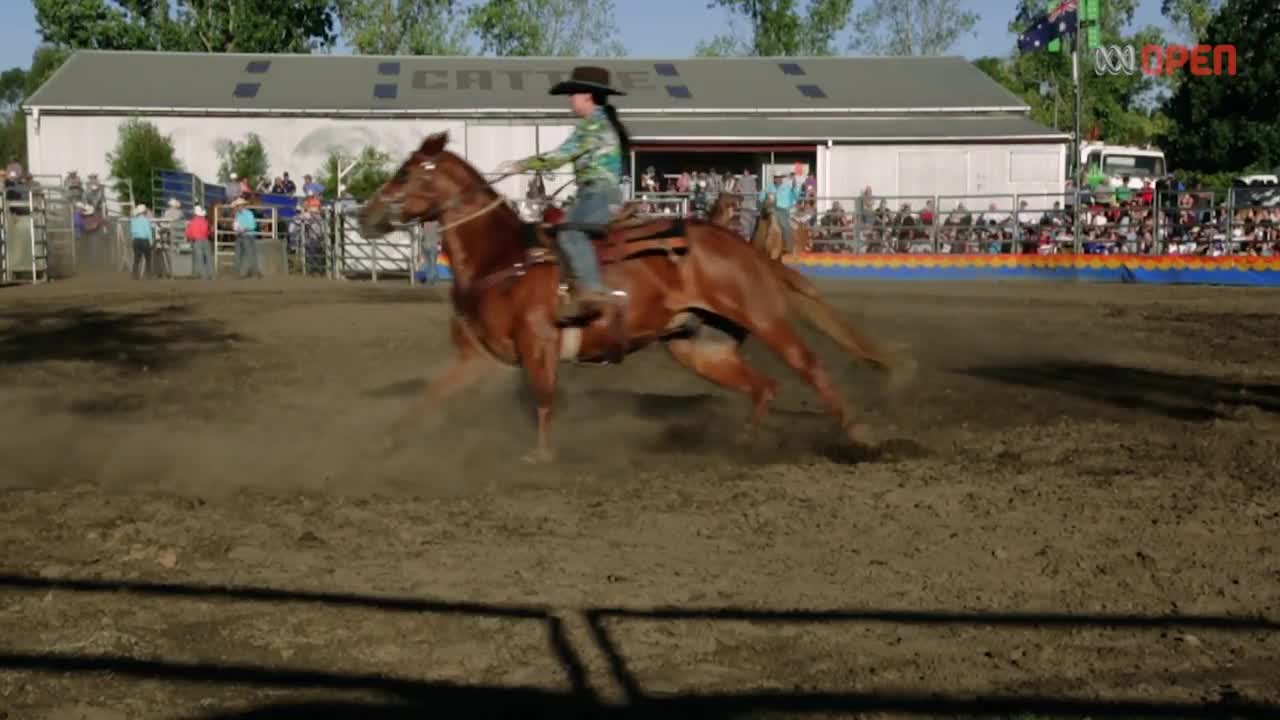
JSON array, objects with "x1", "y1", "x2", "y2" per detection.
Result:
[{"x1": 379, "y1": 155, "x2": 519, "y2": 233}]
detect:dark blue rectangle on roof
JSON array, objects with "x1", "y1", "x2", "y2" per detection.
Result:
[
  {"x1": 796, "y1": 84, "x2": 826, "y2": 98},
  {"x1": 378, "y1": 62, "x2": 401, "y2": 76},
  {"x1": 654, "y1": 63, "x2": 678, "y2": 77},
  {"x1": 665, "y1": 84, "x2": 692, "y2": 99},
  {"x1": 245, "y1": 60, "x2": 271, "y2": 74},
  {"x1": 373, "y1": 83, "x2": 398, "y2": 100},
  {"x1": 233, "y1": 82, "x2": 260, "y2": 98},
  {"x1": 779, "y1": 62, "x2": 806, "y2": 75}
]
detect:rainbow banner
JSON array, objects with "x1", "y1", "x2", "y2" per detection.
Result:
[{"x1": 423, "y1": 253, "x2": 1280, "y2": 287}]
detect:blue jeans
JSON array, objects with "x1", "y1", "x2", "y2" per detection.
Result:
[
  {"x1": 558, "y1": 185, "x2": 619, "y2": 292},
  {"x1": 131, "y1": 238, "x2": 151, "y2": 279},
  {"x1": 422, "y1": 243, "x2": 438, "y2": 283},
  {"x1": 775, "y1": 206, "x2": 794, "y2": 251},
  {"x1": 190, "y1": 240, "x2": 213, "y2": 279},
  {"x1": 236, "y1": 233, "x2": 260, "y2": 278}
]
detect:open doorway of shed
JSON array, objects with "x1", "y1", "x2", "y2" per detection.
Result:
[{"x1": 630, "y1": 145, "x2": 817, "y2": 191}]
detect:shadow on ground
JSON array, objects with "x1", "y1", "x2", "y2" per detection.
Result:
[
  {"x1": 0, "y1": 305, "x2": 241, "y2": 371},
  {"x1": 963, "y1": 360, "x2": 1280, "y2": 422},
  {"x1": 1, "y1": 572, "x2": 1274, "y2": 720}
]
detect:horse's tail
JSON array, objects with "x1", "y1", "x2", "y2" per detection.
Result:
[{"x1": 770, "y1": 261, "x2": 915, "y2": 388}]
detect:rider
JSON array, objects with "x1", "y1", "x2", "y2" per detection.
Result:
[
  {"x1": 760, "y1": 170, "x2": 799, "y2": 254},
  {"x1": 507, "y1": 66, "x2": 630, "y2": 323}
]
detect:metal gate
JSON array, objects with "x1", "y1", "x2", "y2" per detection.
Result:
[{"x1": 332, "y1": 205, "x2": 418, "y2": 282}]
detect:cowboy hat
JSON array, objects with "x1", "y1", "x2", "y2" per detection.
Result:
[
  {"x1": 549, "y1": 66, "x2": 625, "y2": 96},
  {"x1": 132, "y1": 204, "x2": 147, "y2": 215},
  {"x1": 230, "y1": 197, "x2": 249, "y2": 207},
  {"x1": 193, "y1": 205, "x2": 206, "y2": 217},
  {"x1": 167, "y1": 197, "x2": 182, "y2": 208}
]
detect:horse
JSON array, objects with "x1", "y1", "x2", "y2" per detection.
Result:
[
  {"x1": 753, "y1": 196, "x2": 812, "y2": 260},
  {"x1": 708, "y1": 191, "x2": 741, "y2": 230},
  {"x1": 359, "y1": 132, "x2": 911, "y2": 463}
]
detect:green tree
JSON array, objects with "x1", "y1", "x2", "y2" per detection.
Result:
[
  {"x1": 1161, "y1": 0, "x2": 1280, "y2": 174},
  {"x1": 694, "y1": 33, "x2": 747, "y2": 57},
  {"x1": 849, "y1": 0, "x2": 979, "y2": 56},
  {"x1": 315, "y1": 146, "x2": 394, "y2": 200},
  {"x1": 699, "y1": 0, "x2": 854, "y2": 56},
  {"x1": 974, "y1": 0, "x2": 1166, "y2": 145},
  {"x1": 106, "y1": 117, "x2": 183, "y2": 209},
  {"x1": 0, "y1": 46, "x2": 73, "y2": 168},
  {"x1": 216, "y1": 133, "x2": 270, "y2": 185},
  {"x1": 33, "y1": 0, "x2": 338, "y2": 53},
  {"x1": 335, "y1": 0, "x2": 471, "y2": 54},
  {"x1": 469, "y1": 0, "x2": 625, "y2": 56},
  {"x1": 1161, "y1": 0, "x2": 1224, "y2": 43}
]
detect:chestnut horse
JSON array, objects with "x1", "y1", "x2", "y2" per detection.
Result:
[
  {"x1": 360, "y1": 132, "x2": 909, "y2": 463},
  {"x1": 707, "y1": 192, "x2": 741, "y2": 230},
  {"x1": 753, "y1": 195, "x2": 811, "y2": 260}
]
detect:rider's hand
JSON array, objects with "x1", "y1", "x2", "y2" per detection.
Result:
[{"x1": 498, "y1": 160, "x2": 525, "y2": 174}]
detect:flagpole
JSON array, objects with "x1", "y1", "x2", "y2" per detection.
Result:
[{"x1": 1072, "y1": 3, "x2": 1083, "y2": 253}]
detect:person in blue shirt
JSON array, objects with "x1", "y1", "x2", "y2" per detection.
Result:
[
  {"x1": 231, "y1": 197, "x2": 262, "y2": 278},
  {"x1": 760, "y1": 171, "x2": 800, "y2": 253},
  {"x1": 128, "y1": 203, "x2": 154, "y2": 279}
]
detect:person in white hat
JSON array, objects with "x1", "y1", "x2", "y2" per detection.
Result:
[
  {"x1": 153, "y1": 197, "x2": 186, "y2": 278},
  {"x1": 129, "y1": 203, "x2": 154, "y2": 279},
  {"x1": 186, "y1": 205, "x2": 213, "y2": 279},
  {"x1": 230, "y1": 197, "x2": 261, "y2": 278}
]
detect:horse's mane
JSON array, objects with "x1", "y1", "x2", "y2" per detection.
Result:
[{"x1": 439, "y1": 149, "x2": 497, "y2": 192}]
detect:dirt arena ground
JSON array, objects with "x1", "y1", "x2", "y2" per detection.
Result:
[{"x1": 0, "y1": 273, "x2": 1276, "y2": 720}]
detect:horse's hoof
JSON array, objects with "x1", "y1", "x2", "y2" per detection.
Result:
[
  {"x1": 521, "y1": 447, "x2": 556, "y2": 465},
  {"x1": 846, "y1": 422, "x2": 877, "y2": 448},
  {"x1": 734, "y1": 426, "x2": 759, "y2": 448}
]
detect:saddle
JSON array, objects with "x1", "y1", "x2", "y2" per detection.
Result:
[
  {"x1": 526, "y1": 201, "x2": 690, "y2": 266},
  {"x1": 522, "y1": 202, "x2": 693, "y2": 365}
]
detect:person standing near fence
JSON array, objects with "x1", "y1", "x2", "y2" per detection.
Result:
[
  {"x1": 737, "y1": 168, "x2": 758, "y2": 239},
  {"x1": 186, "y1": 205, "x2": 213, "y2": 279},
  {"x1": 760, "y1": 171, "x2": 799, "y2": 253},
  {"x1": 418, "y1": 220, "x2": 440, "y2": 285},
  {"x1": 156, "y1": 197, "x2": 185, "y2": 279},
  {"x1": 128, "y1": 204, "x2": 153, "y2": 280},
  {"x1": 231, "y1": 197, "x2": 262, "y2": 278}
]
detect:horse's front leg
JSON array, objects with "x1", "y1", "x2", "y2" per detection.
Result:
[
  {"x1": 516, "y1": 320, "x2": 560, "y2": 464},
  {"x1": 387, "y1": 316, "x2": 493, "y2": 449}
]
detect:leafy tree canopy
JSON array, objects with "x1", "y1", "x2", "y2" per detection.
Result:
[
  {"x1": 1160, "y1": 0, "x2": 1280, "y2": 173},
  {"x1": 106, "y1": 117, "x2": 183, "y2": 208},
  {"x1": 32, "y1": 0, "x2": 338, "y2": 53}
]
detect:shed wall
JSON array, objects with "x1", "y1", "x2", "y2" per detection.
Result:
[{"x1": 826, "y1": 143, "x2": 1066, "y2": 208}]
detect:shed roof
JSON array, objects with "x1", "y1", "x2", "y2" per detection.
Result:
[
  {"x1": 628, "y1": 116, "x2": 1068, "y2": 142},
  {"x1": 26, "y1": 50, "x2": 1029, "y2": 115}
]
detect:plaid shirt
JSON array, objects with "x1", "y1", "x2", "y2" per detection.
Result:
[{"x1": 523, "y1": 108, "x2": 622, "y2": 188}]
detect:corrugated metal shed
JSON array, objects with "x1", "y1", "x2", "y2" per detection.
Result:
[
  {"x1": 26, "y1": 50, "x2": 1029, "y2": 115},
  {"x1": 628, "y1": 116, "x2": 1069, "y2": 141}
]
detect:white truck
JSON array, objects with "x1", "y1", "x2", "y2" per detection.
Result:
[{"x1": 1078, "y1": 142, "x2": 1167, "y2": 189}]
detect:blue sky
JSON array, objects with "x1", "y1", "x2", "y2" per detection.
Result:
[{"x1": 1, "y1": 0, "x2": 1171, "y2": 70}]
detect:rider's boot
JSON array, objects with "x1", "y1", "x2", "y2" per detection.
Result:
[
  {"x1": 555, "y1": 241, "x2": 614, "y2": 324},
  {"x1": 557, "y1": 281, "x2": 614, "y2": 324}
]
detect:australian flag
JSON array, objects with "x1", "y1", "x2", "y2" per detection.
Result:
[{"x1": 1018, "y1": 0, "x2": 1079, "y2": 54}]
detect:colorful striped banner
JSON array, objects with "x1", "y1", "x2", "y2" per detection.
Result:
[{"x1": 422, "y1": 253, "x2": 1280, "y2": 286}]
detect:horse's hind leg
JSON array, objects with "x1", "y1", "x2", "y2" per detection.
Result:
[
  {"x1": 665, "y1": 329, "x2": 778, "y2": 442},
  {"x1": 751, "y1": 321, "x2": 871, "y2": 446}
]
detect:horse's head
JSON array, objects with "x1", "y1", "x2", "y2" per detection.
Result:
[
  {"x1": 709, "y1": 192, "x2": 741, "y2": 226},
  {"x1": 360, "y1": 131, "x2": 477, "y2": 238}
]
